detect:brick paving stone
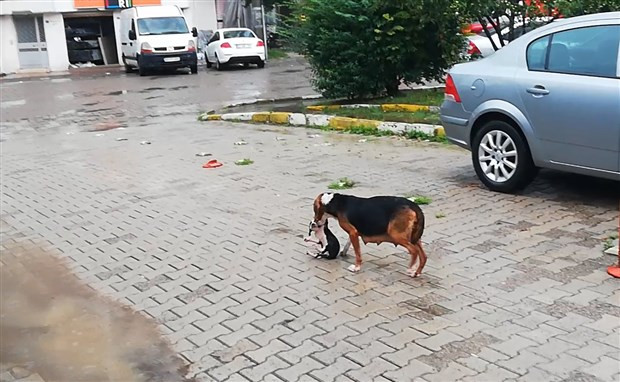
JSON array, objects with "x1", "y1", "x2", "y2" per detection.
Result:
[
  {"x1": 423, "y1": 362, "x2": 477, "y2": 382},
  {"x1": 240, "y1": 355, "x2": 291, "y2": 382},
  {"x1": 2, "y1": 112, "x2": 617, "y2": 382},
  {"x1": 275, "y1": 358, "x2": 324, "y2": 382},
  {"x1": 383, "y1": 359, "x2": 437, "y2": 381},
  {"x1": 309, "y1": 357, "x2": 361, "y2": 382},
  {"x1": 579, "y1": 356, "x2": 619, "y2": 382},
  {"x1": 461, "y1": 364, "x2": 519, "y2": 382}
]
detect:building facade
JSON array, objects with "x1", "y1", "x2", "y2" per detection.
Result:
[{"x1": 0, "y1": 0, "x2": 217, "y2": 74}]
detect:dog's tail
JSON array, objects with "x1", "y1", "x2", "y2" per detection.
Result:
[{"x1": 410, "y1": 204, "x2": 425, "y2": 244}]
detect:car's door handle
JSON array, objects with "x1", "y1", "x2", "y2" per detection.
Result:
[{"x1": 526, "y1": 86, "x2": 550, "y2": 96}]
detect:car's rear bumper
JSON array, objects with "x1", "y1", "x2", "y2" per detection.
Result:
[
  {"x1": 440, "y1": 100, "x2": 471, "y2": 150},
  {"x1": 139, "y1": 52, "x2": 197, "y2": 69},
  {"x1": 220, "y1": 55, "x2": 264, "y2": 65}
]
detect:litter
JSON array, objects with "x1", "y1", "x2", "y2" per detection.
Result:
[
  {"x1": 276, "y1": 137, "x2": 286, "y2": 141},
  {"x1": 66, "y1": 132, "x2": 75, "y2": 135},
  {"x1": 323, "y1": 142, "x2": 333, "y2": 146},
  {"x1": 358, "y1": 138, "x2": 367, "y2": 143},
  {"x1": 95, "y1": 133, "x2": 104, "y2": 137},
  {"x1": 116, "y1": 137, "x2": 128, "y2": 141},
  {"x1": 195, "y1": 152, "x2": 212, "y2": 157},
  {"x1": 307, "y1": 134, "x2": 321, "y2": 138},
  {"x1": 140, "y1": 141, "x2": 151, "y2": 145},
  {"x1": 203, "y1": 159, "x2": 223, "y2": 168},
  {"x1": 234, "y1": 141, "x2": 248, "y2": 145}
]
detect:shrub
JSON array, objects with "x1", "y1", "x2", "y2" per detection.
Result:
[{"x1": 285, "y1": 0, "x2": 464, "y2": 99}]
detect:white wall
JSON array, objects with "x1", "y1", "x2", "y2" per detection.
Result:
[
  {"x1": 113, "y1": 10, "x2": 123, "y2": 64},
  {"x1": 43, "y1": 13, "x2": 69, "y2": 71},
  {"x1": 0, "y1": 1, "x2": 75, "y2": 15},
  {"x1": 179, "y1": 0, "x2": 217, "y2": 32},
  {"x1": 0, "y1": 16, "x2": 20, "y2": 74}
]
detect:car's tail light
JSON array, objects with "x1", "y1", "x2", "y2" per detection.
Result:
[
  {"x1": 221, "y1": 42, "x2": 232, "y2": 48},
  {"x1": 445, "y1": 74, "x2": 461, "y2": 103},
  {"x1": 467, "y1": 41, "x2": 481, "y2": 56},
  {"x1": 257, "y1": 40, "x2": 265, "y2": 47},
  {"x1": 140, "y1": 42, "x2": 153, "y2": 54},
  {"x1": 187, "y1": 40, "x2": 196, "y2": 53}
]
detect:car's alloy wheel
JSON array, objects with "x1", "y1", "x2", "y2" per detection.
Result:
[
  {"x1": 215, "y1": 55, "x2": 222, "y2": 71},
  {"x1": 472, "y1": 120, "x2": 536, "y2": 193},
  {"x1": 478, "y1": 130, "x2": 518, "y2": 183}
]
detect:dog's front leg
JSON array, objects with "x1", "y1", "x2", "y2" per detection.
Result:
[{"x1": 347, "y1": 234, "x2": 362, "y2": 273}]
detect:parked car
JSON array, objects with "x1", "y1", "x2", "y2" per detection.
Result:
[
  {"x1": 441, "y1": 12, "x2": 620, "y2": 192},
  {"x1": 120, "y1": 5, "x2": 198, "y2": 76},
  {"x1": 467, "y1": 18, "x2": 549, "y2": 58},
  {"x1": 205, "y1": 28, "x2": 266, "y2": 70}
]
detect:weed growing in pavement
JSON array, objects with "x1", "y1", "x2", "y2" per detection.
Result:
[
  {"x1": 603, "y1": 233, "x2": 619, "y2": 251},
  {"x1": 404, "y1": 194, "x2": 432, "y2": 205},
  {"x1": 235, "y1": 158, "x2": 254, "y2": 166},
  {"x1": 435, "y1": 212, "x2": 446, "y2": 219},
  {"x1": 328, "y1": 178, "x2": 356, "y2": 190}
]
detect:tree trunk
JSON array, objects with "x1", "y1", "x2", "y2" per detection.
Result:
[{"x1": 385, "y1": 78, "x2": 400, "y2": 97}]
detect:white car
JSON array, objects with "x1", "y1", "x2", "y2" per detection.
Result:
[
  {"x1": 467, "y1": 18, "x2": 550, "y2": 58},
  {"x1": 205, "y1": 28, "x2": 266, "y2": 70}
]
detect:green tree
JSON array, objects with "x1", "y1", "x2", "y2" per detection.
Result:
[{"x1": 285, "y1": 0, "x2": 464, "y2": 98}]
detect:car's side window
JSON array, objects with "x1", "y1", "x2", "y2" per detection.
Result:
[
  {"x1": 527, "y1": 25, "x2": 620, "y2": 78},
  {"x1": 527, "y1": 35, "x2": 550, "y2": 71},
  {"x1": 208, "y1": 32, "x2": 220, "y2": 44},
  {"x1": 548, "y1": 25, "x2": 619, "y2": 78}
]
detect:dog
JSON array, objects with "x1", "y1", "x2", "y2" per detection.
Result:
[
  {"x1": 304, "y1": 219, "x2": 340, "y2": 259},
  {"x1": 313, "y1": 192, "x2": 427, "y2": 277}
]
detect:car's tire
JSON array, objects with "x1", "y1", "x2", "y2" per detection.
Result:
[
  {"x1": 257, "y1": 60, "x2": 265, "y2": 68},
  {"x1": 138, "y1": 65, "x2": 148, "y2": 76},
  {"x1": 215, "y1": 55, "x2": 223, "y2": 71},
  {"x1": 471, "y1": 120, "x2": 536, "y2": 193},
  {"x1": 124, "y1": 64, "x2": 134, "y2": 73},
  {"x1": 206, "y1": 58, "x2": 212, "y2": 68},
  {"x1": 190, "y1": 64, "x2": 198, "y2": 74}
]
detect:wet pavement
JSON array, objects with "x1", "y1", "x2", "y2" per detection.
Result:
[{"x1": 1, "y1": 57, "x2": 619, "y2": 382}]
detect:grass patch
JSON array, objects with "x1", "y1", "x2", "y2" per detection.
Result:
[
  {"x1": 309, "y1": 123, "x2": 448, "y2": 144},
  {"x1": 317, "y1": 107, "x2": 440, "y2": 125},
  {"x1": 404, "y1": 194, "x2": 432, "y2": 205},
  {"x1": 235, "y1": 158, "x2": 254, "y2": 166},
  {"x1": 370, "y1": 88, "x2": 445, "y2": 106},
  {"x1": 328, "y1": 178, "x2": 356, "y2": 190},
  {"x1": 435, "y1": 212, "x2": 446, "y2": 219},
  {"x1": 268, "y1": 49, "x2": 289, "y2": 60}
]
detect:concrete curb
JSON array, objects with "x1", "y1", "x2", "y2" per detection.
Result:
[
  {"x1": 198, "y1": 111, "x2": 445, "y2": 138},
  {"x1": 223, "y1": 94, "x2": 322, "y2": 109},
  {"x1": 306, "y1": 104, "x2": 440, "y2": 113}
]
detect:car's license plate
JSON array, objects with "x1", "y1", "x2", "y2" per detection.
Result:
[
  {"x1": 164, "y1": 57, "x2": 181, "y2": 62},
  {"x1": 236, "y1": 44, "x2": 250, "y2": 49}
]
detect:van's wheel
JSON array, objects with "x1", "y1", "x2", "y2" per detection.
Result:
[
  {"x1": 139, "y1": 65, "x2": 148, "y2": 76},
  {"x1": 190, "y1": 64, "x2": 198, "y2": 74},
  {"x1": 471, "y1": 120, "x2": 536, "y2": 193}
]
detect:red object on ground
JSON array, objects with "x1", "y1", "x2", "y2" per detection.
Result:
[
  {"x1": 607, "y1": 201, "x2": 620, "y2": 278},
  {"x1": 203, "y1": 159, "x2": 223, "y2": 168}
]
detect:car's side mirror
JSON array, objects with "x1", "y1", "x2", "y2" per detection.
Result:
[
  {"x1": 128, "y1": 30, "x2": 136, "y2": 40},
  {"x1": 192, "y1": 27, "x2": 198, "y2": 37}
]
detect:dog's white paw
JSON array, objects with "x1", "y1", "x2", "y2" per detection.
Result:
[
  {"x1": 347, "y1": 264, "x2": 361, "y2": 273},
  {"x1": 407, "y1": 268, "x2": 421, "y2": 278}
]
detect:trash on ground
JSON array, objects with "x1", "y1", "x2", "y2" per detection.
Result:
[
  {"x1": 276, "y1": 137, "x2": 286, "y2": 141},
  {"x1": 203, "y1": 159, "x2": 223, "y2": 168},
  {"x1": 95, "y1": 133, "x2": 104, "y2": 137},
  {"x1": 66, "y1": 132, "x2": 75, "y2": 135},
  {"x1": 235, "y1": 158, "x2": 254, "y2": 166},
  {"x1": 358, "y1": 138, "x2": 368, "y2": 143},
  {"x1": 234, "y1": 141, "x2": 248, "y2": 146},
  {"x1": 116, "y1": 137, "x2": 128, "y2": 141},
  {"x1": 307, "y1": 134, "x2": 321, "y2": 138},
  {"x1": 195, "y1": 152, "x2": 212, "y2": 157},
  {"x1": 140, "y1": 141, "x2": 151, "y2": 145}
]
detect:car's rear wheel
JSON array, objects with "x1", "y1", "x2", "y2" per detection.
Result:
[
  {"x1": 215, "y1": 55, "x2": 223, "y2": 71},
  {"x1": 471, "y1": 120, "x2": 536, "y2": 193},
  {"x1": 206, "y1": 58, "x2": 212, "y2": 68},
  {"x1": 190, "y1": 64, "x2": 198, "y2": 74},
  {"x1": 257, "y1": 60, "x2": 265, "y2": 68}
]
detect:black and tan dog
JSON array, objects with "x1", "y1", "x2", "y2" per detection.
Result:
[{"x1": 313, "y1": 192, "x2": 427, "y2": 277}]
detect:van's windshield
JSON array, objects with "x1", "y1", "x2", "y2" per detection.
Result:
[{"x1": 137, "y1": 17, "x2": 188, "y2": 35}]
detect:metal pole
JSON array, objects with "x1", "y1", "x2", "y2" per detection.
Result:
[{"x1": 261, "y1": 0, "x2": 268, "y2": 61}]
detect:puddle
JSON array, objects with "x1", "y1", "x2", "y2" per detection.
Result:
[
  {"x1": 1, "y1": 100, "x2": 26, "y2": 108},
  {"x1": 0, "y1": 243, "x2": 192, "y2": 382}
]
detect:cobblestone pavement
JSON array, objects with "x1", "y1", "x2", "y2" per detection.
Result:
[{"x1": 1, "y1": 105, "x2": 618, "y2": 382}]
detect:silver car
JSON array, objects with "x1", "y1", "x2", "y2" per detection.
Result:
[{"x1": 441, "y1": 12, "x2": 620, "y2": 192}]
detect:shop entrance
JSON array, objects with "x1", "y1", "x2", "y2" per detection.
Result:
[
  {"x1": 14, "y1": 16, "x2": 49, "y2": 69},
  {"x1": 63, "y1": 15, "x2": 119, "y2": 66}
]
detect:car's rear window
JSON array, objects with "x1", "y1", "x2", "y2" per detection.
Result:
[{"x1": 223, "y1": 30, "x2": 255, "y2": 39}]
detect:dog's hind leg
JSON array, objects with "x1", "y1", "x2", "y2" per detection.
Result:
[
  {"x1": 347, "y1": 234, "x2": 362, "y2": 273},
  {"x1": 413, "y1": 242, "x2": 427, "y2": 276},
  {"x1": 400, "y1": 242, "x2": 420, "y2": 277}
]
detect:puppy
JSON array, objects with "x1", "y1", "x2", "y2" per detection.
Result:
[
  {"x1": 313, "y1": 193, "x2": 427, "y2": 276},
  {"x1": 304, "y1": 219, "x2": 340, "y2": 259}
]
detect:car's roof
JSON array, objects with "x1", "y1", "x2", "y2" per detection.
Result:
[{"x1": 216, "y1": 28, "x2": 254, "y2": 32}]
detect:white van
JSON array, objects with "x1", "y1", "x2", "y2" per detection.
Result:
[{"x1": 120, "y1": 5, "x2": 198, "y2": 76}]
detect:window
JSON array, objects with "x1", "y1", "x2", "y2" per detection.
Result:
[
  {"x1": 527, "y1": 35, "x2": 550, "y2": 71},
  {"x1": 137, "y1": 17, "x2": 189, "y2": 36},
  {"x1": 223, "y1": 30, "x2": 255, "y2": 39},
  {"x1": 527, "y1": 25, "x2": 620, "y2": 78},
  {"x1": 208, "y1": 32, "x2": 219, "y2": 44}
]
